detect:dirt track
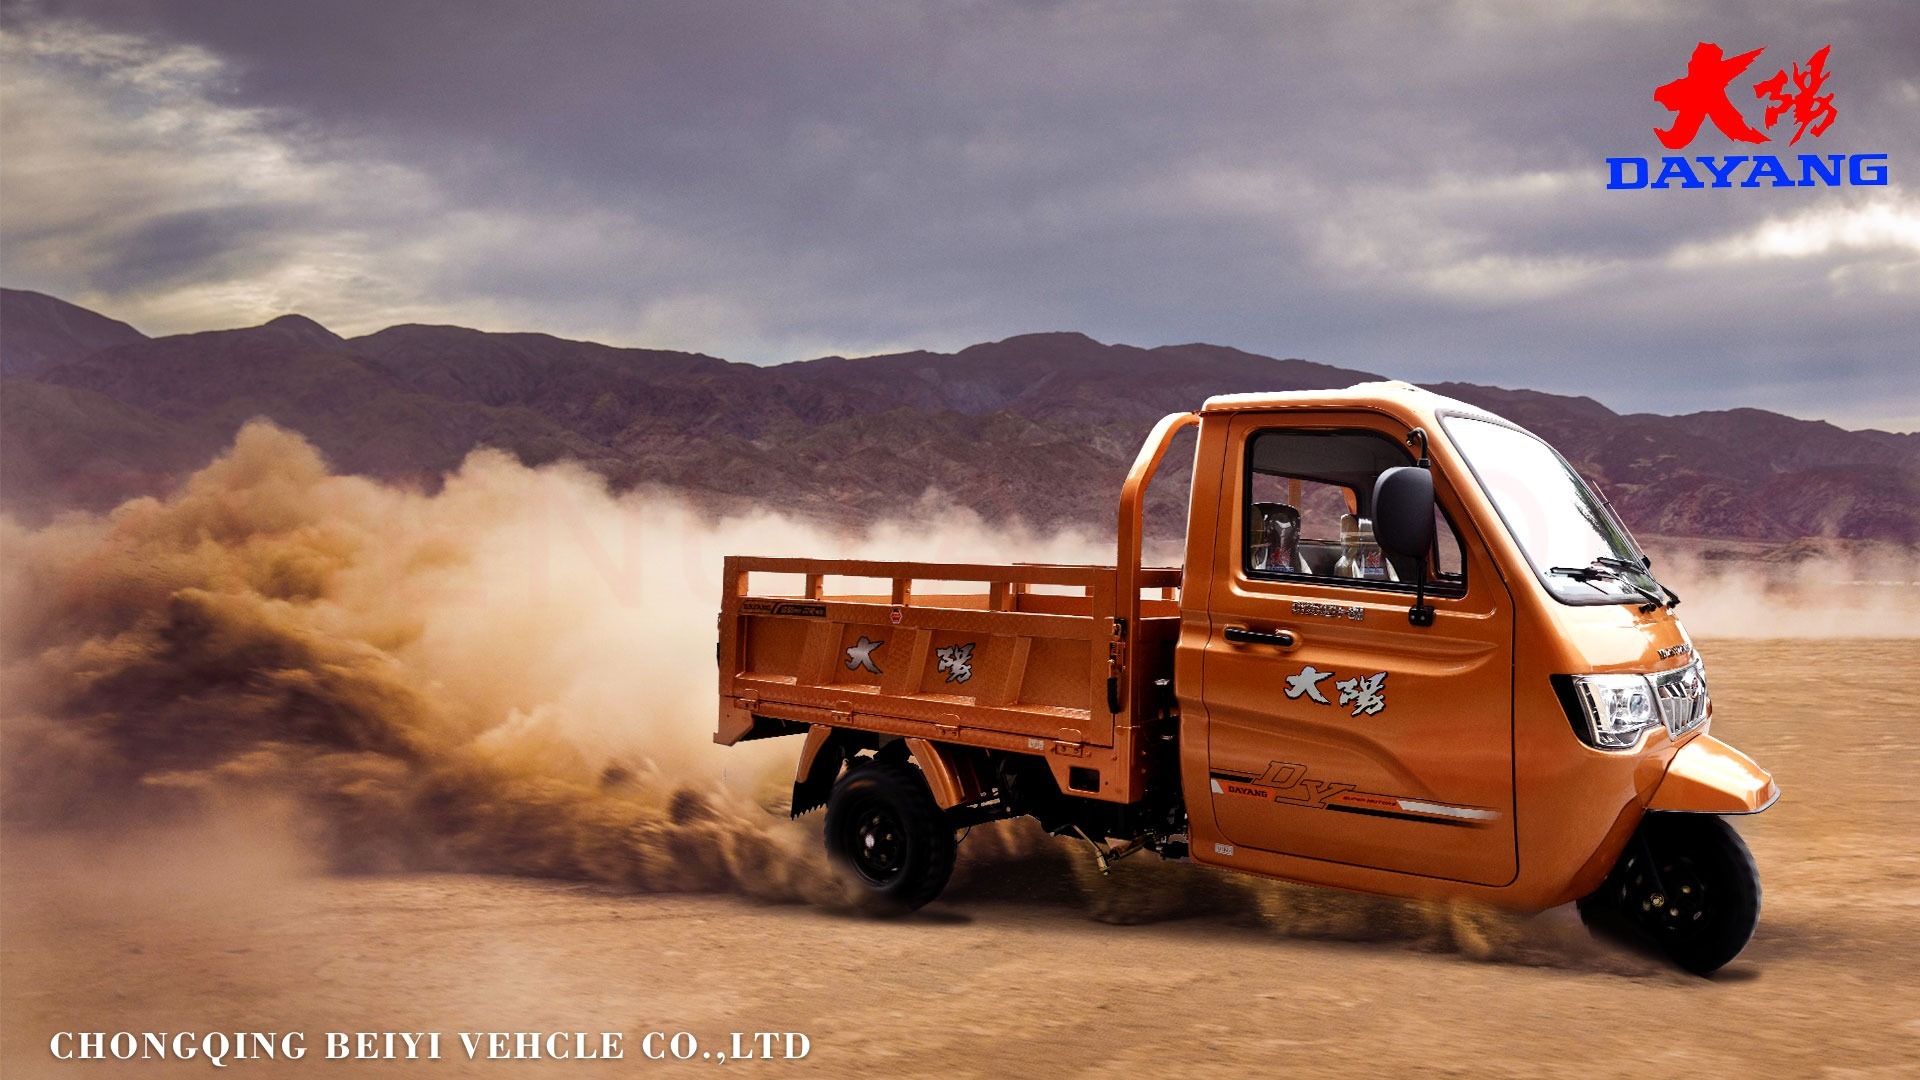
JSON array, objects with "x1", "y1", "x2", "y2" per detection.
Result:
[{"x1": 5, "y1": 639, "x2": 1918, "y2": 1078}]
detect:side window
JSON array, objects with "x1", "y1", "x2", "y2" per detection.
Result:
[
  {"x1": 1433, "y1": 506, "x2": 1465, "y2": 580},
  {"x1": 1243, "y1": 429, "x2": 1466, "y2": 593}
]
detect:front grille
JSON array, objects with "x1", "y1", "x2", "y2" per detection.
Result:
[{"x1": 1651, "y1": 661, "x2": 1709, "y2": 737}]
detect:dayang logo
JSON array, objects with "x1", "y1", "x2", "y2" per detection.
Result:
[{"x1": 1607, "y1": 42, "x2": 1889, "y2": 190}]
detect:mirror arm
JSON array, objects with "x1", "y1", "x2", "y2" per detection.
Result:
[
  {"x1": 1407, "y1": 427, "x2": 1431, "y2": 468},
  {"x1": 1400, "y1": 430, "x2": 1436, "y2": 627},
  {"x1": 1408, "y1": 558, "x2": 1435, "y2": 627}
]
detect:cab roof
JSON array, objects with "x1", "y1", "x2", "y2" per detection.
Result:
[{"x1": 1201, "y1": 380, "x2": 1501, "y2": 427}]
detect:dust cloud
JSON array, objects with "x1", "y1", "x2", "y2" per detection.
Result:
[
  {"x1": 0, "y1": 422, "x2": 1102, "y2": 909},
  {"x1": 1650, "y1": 550, "x2": 1920, "y2": 639},
  {"x1": 4, "y1": 422, "x2": 1896, "y2": 970}
]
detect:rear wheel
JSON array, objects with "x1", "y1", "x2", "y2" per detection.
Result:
[
  {"x1": 823, "y1": 761, "x2": 956, "y2": 913},
  {"x1": 1581, "y1": 814, "x2": 1760, "y2": 975}
]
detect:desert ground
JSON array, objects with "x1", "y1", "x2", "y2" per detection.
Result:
[{"x1": 5, "y1": 638, "x2": 1918, "y2": 1079}]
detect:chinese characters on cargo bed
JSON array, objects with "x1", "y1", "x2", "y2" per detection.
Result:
[
  {"x1": 843, "y1": 636, "x2": 978, "y2": 685},
  {"x1": 935, "y1": 642, "x2": 975, "y2": 684},
  {"x1": 844, "y1": 636, "x2": 884, "y2": 674}
]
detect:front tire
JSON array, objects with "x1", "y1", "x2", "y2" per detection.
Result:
[
  {"x1": 822, "y1": 761, "x2": 956, "y2": 914},
  {"x1": 1582, "y1": 814, "x2": 1760, "y2": 975}
]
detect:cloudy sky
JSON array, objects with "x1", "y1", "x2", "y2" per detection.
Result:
[{"x1": 2, "y1": 1, "x2": 1916, "y2": 429}]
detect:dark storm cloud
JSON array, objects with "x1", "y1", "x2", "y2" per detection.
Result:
[
  {"x1": 3, "y1": 0, "x2": 1917, "y2": 427},
  {"x1": 91, "y1": 205, "x2": 293, "y2": 291}
]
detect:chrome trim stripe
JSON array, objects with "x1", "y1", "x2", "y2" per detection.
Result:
[{"x1": 1396, "y1": 798, "x2": 1501, "y2": 821}]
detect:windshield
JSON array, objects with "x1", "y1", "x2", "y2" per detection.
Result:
[{"x1": 1442, "y1": 415, "x2": 1662, "y2": 606}]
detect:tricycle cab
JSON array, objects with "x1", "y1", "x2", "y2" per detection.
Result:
[{"x1": 1173, "y1": 382, "x2": 1775, "y2": 913}]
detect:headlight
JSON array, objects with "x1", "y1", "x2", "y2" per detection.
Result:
[{"x1": 1562, "y1": 673, "x2": 1661, "y2": 750}]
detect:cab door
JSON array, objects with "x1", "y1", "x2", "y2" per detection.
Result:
[{"x1": 1200, "y1": 412, "x2": 1516, "y2": 886}]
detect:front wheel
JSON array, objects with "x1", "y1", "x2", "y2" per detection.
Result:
[
  {"x1": 1581, "y1": 813, "x2": 1760, "y2": 975},
  {"x1": 822, "y1": 761, "x2": 956, "y2": 914}
]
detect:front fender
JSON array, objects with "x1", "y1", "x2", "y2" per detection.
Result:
[{"x1": 1647, "y1": 734, "x2": 1779, "y2": 815}]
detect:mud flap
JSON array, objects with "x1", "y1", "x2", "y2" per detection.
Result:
[{"x1": 790, "y1": 725, "x2": 844, "y2": 818}]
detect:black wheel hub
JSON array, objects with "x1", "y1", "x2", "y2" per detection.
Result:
[
  {"x1": 1617, "y1": 842, "x2": 1711, "y2": 939},
  {"x1": 848, "y1": 804, "x2": 906, "y2": 884},
  {"x1": 1644, "y1": 854, "x2": 1711, "y2": 937}
]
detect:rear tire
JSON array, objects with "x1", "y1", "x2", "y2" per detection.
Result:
[
  {"x1": 823, "y1": 760, "x2": 956, "y2": 914},
  {"x1": 1582, "y1": 814, "x2": 1760, "y2": 975}
]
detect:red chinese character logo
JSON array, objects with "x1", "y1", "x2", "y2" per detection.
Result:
[
  {"x1": 1654, "y1": 42, "x2": 1770, "y2": 149},
  {"x1": 1754, "y1": 45, "x2": 1836, "y2": 146}
]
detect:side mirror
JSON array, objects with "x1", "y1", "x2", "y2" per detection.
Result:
[
  {"x1": 1371, "y1": 466, "x2": 1437, "y2": 628},
  {"x1": 1371, "y1": 466, "x2": 1435, "y2": 559}
]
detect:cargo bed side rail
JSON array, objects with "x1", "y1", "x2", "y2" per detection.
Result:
[{"x1": 723, "y1": 556, "x2": 1130, "y2": 608}]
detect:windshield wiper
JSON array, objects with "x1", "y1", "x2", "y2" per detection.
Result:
[
  {"x1": 1548, "y1": 559, "x2": 1666, "y2": 613},
  {"x1": 1591, "y1": 555, "x2": 1681, "y2": 609}
]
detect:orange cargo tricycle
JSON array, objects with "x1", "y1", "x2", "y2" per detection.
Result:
[{"x1": 714, "y1": 382, "x2": 1778, "y2": 973}]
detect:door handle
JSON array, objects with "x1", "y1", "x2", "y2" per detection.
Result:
[{"x1": 1224, "y1": 626, "x2": 1296, "y2": 648}]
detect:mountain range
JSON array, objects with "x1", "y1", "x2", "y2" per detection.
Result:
[{"x1": 2, "y1": 287, "x2": 1916, "y2": 551}]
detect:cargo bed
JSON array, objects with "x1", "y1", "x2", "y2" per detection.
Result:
[{"x1": 716, "y1": 557, "x2": 1183, "y2": 803}]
